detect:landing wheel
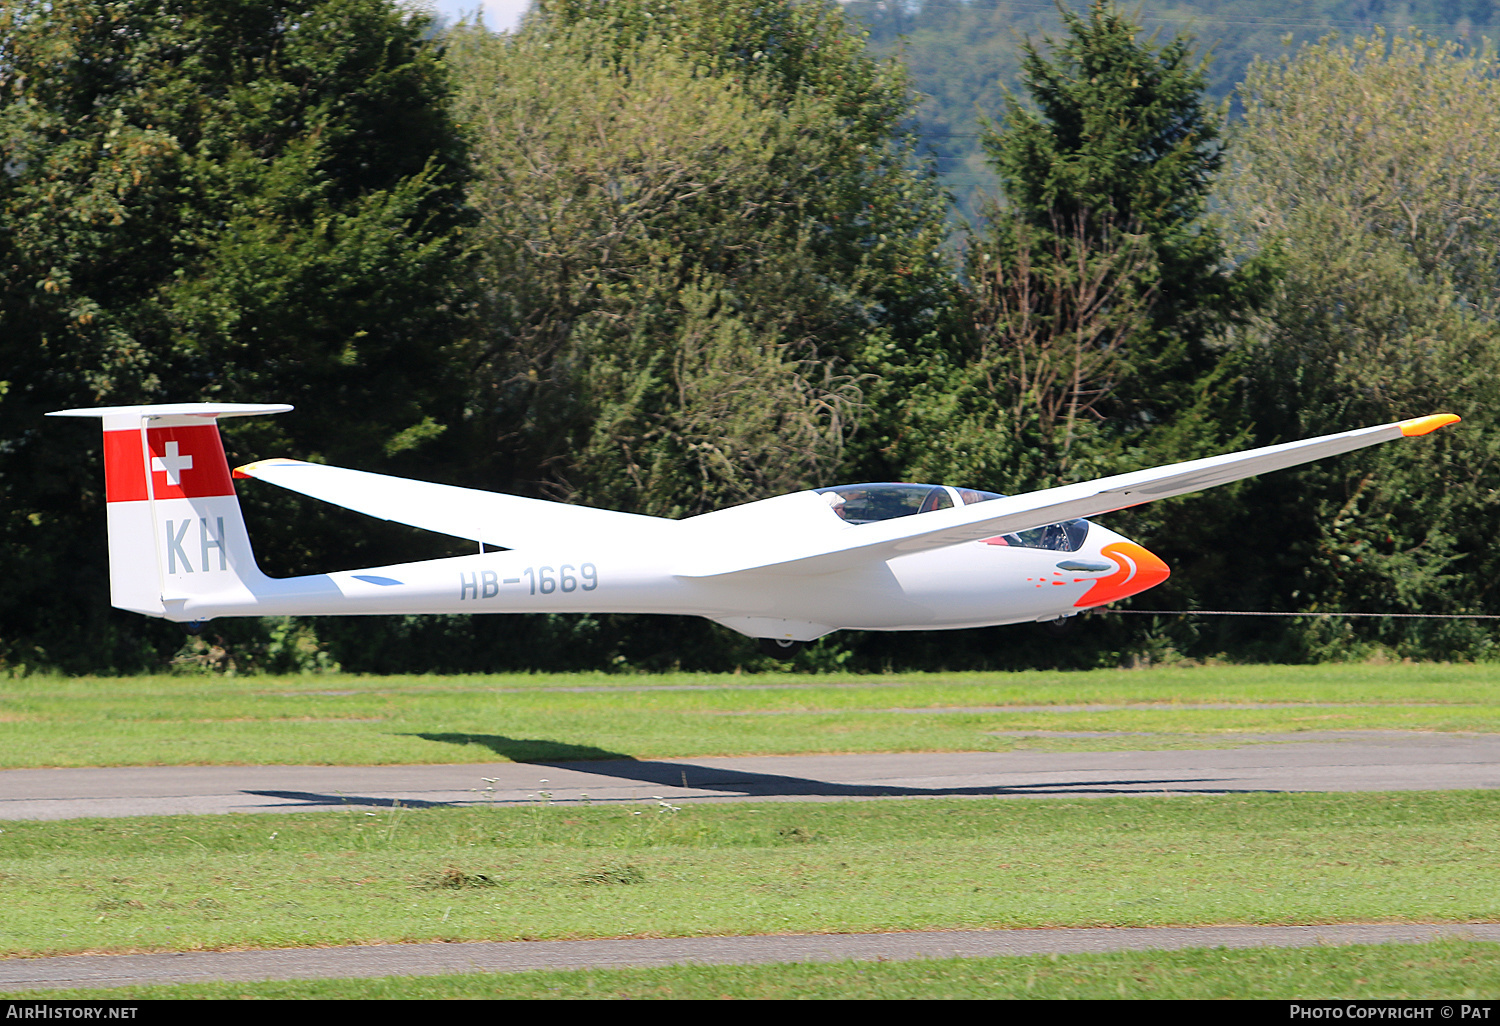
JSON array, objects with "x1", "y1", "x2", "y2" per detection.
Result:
[
  {"x1": 758, "y1": 637, "x2": 804, "y2": 660},
  {"x1": 1039, "y1": 615, "x2": 1076, "y2": 638}
]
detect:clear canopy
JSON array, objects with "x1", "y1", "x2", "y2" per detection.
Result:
[{"x1": 814, "y1": 483, "x2": 1089, "y2": 552}]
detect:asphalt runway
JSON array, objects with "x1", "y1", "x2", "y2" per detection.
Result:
[
  {"x1": 5, "y1": 923, "x2": 1500, "y2": 993},
  {"x1": 2, "y1": 731, "x2": 1496, "y2": 992},
  {"x1": 1, "y1": 731, "x2": 1496, "y2": 820}
]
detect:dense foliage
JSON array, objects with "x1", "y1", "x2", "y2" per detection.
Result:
[
  {"x1": 3, "y1": 0, "x2": 1496, "y2": 673},
  {"x1": 846, "y1": 0, "x2": 1500, "y2": 224},
  {"x1": 450, "y1": 0, "x2": 953, "y2": 516},
  {"x1": 1206, "y1": 30, "x2": 1500, "y2": 660},
  {"x1": 900, "y1": 2, "x2": 1258, "y2": 483},
  {"x1": 0, "y1": 0, "x2": 472, "y2": 671}
]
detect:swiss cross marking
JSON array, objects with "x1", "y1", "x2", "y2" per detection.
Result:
[{"x1": 151, "y1": 441, "x2": 194, "y2": 485}]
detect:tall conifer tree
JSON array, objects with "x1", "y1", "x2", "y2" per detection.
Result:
[
  {"x1": 981, "y1": 0, "x2": 1257, "y2": 425},
  {"x1": 889, "y1": 2, "x2": 1272, "y2": 670}
]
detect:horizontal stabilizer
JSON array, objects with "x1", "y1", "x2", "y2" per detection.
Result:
[
  {"x1": 47, "y1": 403, "x2": 293, "y2": 420},
  {"x1": 678, "y1": 414, "x2": 1460, "y2": 578},
  {"x1": 235, "y1": 459, "x2": 672, "y2": 550}
]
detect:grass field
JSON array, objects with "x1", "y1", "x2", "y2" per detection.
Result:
[
  {"x1": 2, "y1": 662, "x2": 1498, "y2": 998},
  {"x1": 2, "y1": 663, "x2": 1498, "y2": 767},
  {"x1": 1, "y1": 793, "x2": 1497, "y2": 956}
]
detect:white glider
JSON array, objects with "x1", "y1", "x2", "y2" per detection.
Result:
[{"x1": 48, "y1": 403, "x2": 1459, "y2": 654}]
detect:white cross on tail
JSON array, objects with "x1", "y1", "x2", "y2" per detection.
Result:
[{"x1": 151, "y1": 441, "x2": 193, "y2": 485}]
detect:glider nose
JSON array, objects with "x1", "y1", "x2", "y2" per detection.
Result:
[{"x1": 1073, "y1": 541, "x2": 1170, "y2": 609}]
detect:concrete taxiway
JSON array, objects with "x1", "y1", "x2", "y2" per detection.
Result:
[{"x1": 0, "y1": 731, "x2": 1495, "y2": 820}]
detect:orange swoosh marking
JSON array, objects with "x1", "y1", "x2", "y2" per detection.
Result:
[{"x1": 1074, "y1": 542, "x2": 1170, "y2": 608}]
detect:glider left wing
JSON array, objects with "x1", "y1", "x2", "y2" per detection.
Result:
[
  {"x1": 677, "y1": 414, "x2": 1460, "y2": 578},
  {"x1": 235, "y1": 459, "x2": 672, "y2": 550}
]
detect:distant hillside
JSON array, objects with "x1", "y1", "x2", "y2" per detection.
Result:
[{"x1": 844, "y1": 0, "x2": 1500, "y2": 227}]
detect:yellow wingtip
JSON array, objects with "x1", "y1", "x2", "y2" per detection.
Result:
[
  {"x1": 231, "y1": 457, "x2": 302, "y2": 479},
  {"x1": 1399, "y1": 413, "x2": 1462, "y2": 437}
]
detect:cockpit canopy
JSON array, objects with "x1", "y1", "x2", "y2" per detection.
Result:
[{"x1": 814, "y1": 483, "x2": 1090, "y2": 552}]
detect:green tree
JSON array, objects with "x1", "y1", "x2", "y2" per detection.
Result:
[
  {"x1": 0, "y1": 0, "x2": 471, "y2": 671},
  {"x1": 845, "y1": 0, "x2": 1500, "y2": 230},
  {"x1": 885, "y1": 3, "x2": 1274, "y2": 672},
  {"x1": 1216, "y1": 30, "x2": 1500, "y2": 659},
  {"x1": 422, "y1": 0, "x2": 959, "y2": 672},
  {"x1": 451, "y1": 0, "x2": 954, "y2": 516},
  {"x1": 898, "y1": 3, "x2": 1264, "y2": 497},
  {"x1": 987, "y1": 0, "x2": 1254, "y2": 415}
]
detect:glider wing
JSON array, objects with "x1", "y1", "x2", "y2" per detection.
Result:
[
  {"x1": 235, "y1": 459, "x2": 672, "y2": 550},
  {"x1": 678, "y1": 414, "x2": 1460, "y2": 578}
]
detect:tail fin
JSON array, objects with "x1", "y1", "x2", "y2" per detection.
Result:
[{"x1": 47, "y1": 403, "x2": 291, "y2": 622}]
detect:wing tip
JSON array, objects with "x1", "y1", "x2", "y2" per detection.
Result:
[
  {"x1": 1399, "y1": 413, "x2": 1462, "y2": 437},
  {"x1": 232, "y1": 457, "x2": 306, "y2": 479}
]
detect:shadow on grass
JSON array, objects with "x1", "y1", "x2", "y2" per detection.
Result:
[
  {"x1": 525, "y1": 760, "x2": 1240, "y2": 798},
  {"x1": 243, "y1": 790, "x2": 452, "y2": 809},
  {"x1": 401, "y1": 732, "x2": 635, "y2": 763},
  {"x1": 404, "y1": 733, "x2": 1250, "y2": 798}
]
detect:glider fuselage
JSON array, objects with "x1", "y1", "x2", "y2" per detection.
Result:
[{"x1": 132, "y1": 487, "x2": 1162, "y2": 640}]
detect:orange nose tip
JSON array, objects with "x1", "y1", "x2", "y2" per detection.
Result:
[{"x1": 1073, "y1": 541, "x2": 1170, "y2": 608}]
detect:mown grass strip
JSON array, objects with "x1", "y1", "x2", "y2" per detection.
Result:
[
  {"x1": 8, "y1": 941, "x2": 1500, "y2": 999},
  {"x1": 3, "y1": 664, "x2": 1498, "y2": 767},
  {"x1": 2, "y1": 793, "x2": 1497, "y2": 957}
]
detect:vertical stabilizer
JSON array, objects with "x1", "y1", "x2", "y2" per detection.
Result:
[{"x1": 47, "y1": 403, "x2": 292, "y2": 621}]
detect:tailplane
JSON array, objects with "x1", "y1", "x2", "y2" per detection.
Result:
[{"x1": 47, "y1": 403, "x2": 291, "y2": 621}]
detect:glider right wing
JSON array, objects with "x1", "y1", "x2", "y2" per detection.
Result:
[{"x1": 676, "y1": 414, "x2": 1461, "y2": 578}]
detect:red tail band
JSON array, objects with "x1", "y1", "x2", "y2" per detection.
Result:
[{"x1": 103, "y1": 425, "x2": 236, "y2": 502}]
